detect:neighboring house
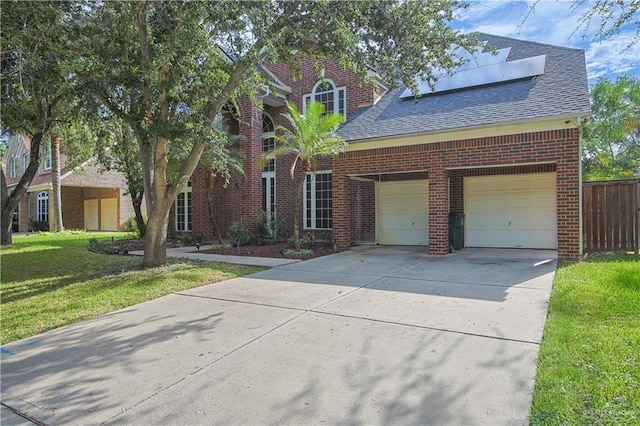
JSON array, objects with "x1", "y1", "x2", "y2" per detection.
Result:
[
  {"x1": 4, "y1": 135, "x2": 136, "y2": 233},
  {"x1": 178, "y1": 33, "x2": 591, "y2": 259}
]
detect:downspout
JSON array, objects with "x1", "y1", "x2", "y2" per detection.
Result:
[{"x1": 578, "y1": 116, "x2": 584, "y2": 257}]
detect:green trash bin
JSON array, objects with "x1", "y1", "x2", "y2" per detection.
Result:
[{"x1": 449, "y1": 213, "x2": 464, "y2": 251}]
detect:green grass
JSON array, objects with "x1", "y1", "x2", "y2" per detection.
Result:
[
  {"x1": 0, "y1": 231, "x2": 263, "y2": 344},
  {"x1": 530, "y1": 254, "x2": 640, "y2": 425}
]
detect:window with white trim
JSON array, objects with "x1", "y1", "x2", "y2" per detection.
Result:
[
  {"x1": 175, "y1": 181, "x2": 192, "y2": 232},
  {"x1": 23, "y1": 152, "x2": 29, "y2": 174},
  {"x1": 303, "y1": 79, "x2": 346, "y2": 118},
  {"x1": 304, "y1": 171, "x2": 332, "y2": 230},
  {"x1": 262, "y1": 114, "x2": 276, "y2": 218},
  {"x1": 42, "y1": 142, "x2": 52, "y2": 170},
  {"x1": 37, "y1": 191, "x2": 49, "y2": 223},
  {"x1": 9, "y1": 157, "x2": 18, "y2": 177}
]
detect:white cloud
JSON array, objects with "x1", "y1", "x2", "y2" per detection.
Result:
[
  {"x1": 455, "y1": 0, "x2": 639, "y2": 82},
  {"x1": 585, "y1": 34, "x2": 640, "y2": 81}
]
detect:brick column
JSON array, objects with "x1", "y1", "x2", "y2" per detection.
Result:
[
  {"x1": 333, "y1": 158, "x2": 352, "y2": 251},
  {"x1": 556, "y1": 158, "x2": 580, "y2": 259},
  {"x1": 428, "y1": 168, "x2": 449, "y2": 255},
  {"x1": 237, "y1": 98, "x2": 263, "y2": 231}
]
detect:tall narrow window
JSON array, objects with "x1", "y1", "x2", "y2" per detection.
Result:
[
  {"x1": 42, "y1": 141, "x2": 52, "y2": 170},
  {"x1": 303, "y1": 79, "x2": 346, "y2": 118},
  {"x1": 9, "y1": 157, "x2": 18, "y2": 178},
  {"x1": 304, "y1": 171, "x2": 332, "y2": 230},
  {"x1": 37, "y1": 191, "x2": 49, "y2": 223},
  {"x1": 23, "y1": 152, "x2": 29, "y2": 173},
  {"x1": 262, "y1": 113, "x2": 276, "y2": 218},
  {"x1": 175, "y1": 181, "x2": 192, "y2": 232}
]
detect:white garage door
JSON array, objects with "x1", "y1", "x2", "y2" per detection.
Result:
[
  {"x1": 465, "y1": 173, "x2": 556, "y2": 249},
  {"x1": 377, "y1": 180, "x2": 429, "y2": 245}
]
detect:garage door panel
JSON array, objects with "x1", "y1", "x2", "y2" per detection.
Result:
[
  {"x1": 377, "y1": 180, "x2": 429, "y2": 245},
  {"x1": 465, "y1": 173, "x2": 556, "y2": 249},
  {"x1": 379, "y1": 212, "x2": 427, "y2": 228}
]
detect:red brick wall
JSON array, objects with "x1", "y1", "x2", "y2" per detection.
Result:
[
  {"x1": 334, "y1": 129, "x2": 581, "y2": 259},
  {"x1": 187, "y1": 56, "x2": 376, "y2": 243},
  {"x1": 350, "y1": 180, "x2": 376, "y2": 243}
]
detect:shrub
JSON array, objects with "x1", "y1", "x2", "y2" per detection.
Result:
[
  {"x1": 28, "y1": 219, "x2": 49, "y2": 232},
  {"x1": 255, "y1": 210, "x2": 283, "y2": 243},
  {"x1": 282, "y1": 248, "x2": 314, "y2": 258},
  {"x1": 229, "y1": 218, "x2": 251, "y2": 249},
  {"x1": 124, "y1": 212, "x2": 147, "y2": 238},
  {"x1": 180, "y1": 232, "x2": 195, "y2": 246}
]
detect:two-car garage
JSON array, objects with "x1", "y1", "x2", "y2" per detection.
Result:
[{"x1": 374, "y1": 172, "x2": 557, "y2": 250}]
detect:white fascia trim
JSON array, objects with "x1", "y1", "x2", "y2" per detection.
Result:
[{"x1": 345, "y1": 113, "x2": 592, "y2": 152}]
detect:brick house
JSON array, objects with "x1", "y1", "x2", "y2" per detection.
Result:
[
  {"x1": 4, "y1": 135, "x2": 136, "y2": 233},
  {"x1": 178, "y1": 33, "x2": 591, "y2": 259}
]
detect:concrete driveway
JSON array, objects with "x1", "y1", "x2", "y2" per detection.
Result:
[{"x1": 1, "y1": 246, "x2": 556, "y2": 425}]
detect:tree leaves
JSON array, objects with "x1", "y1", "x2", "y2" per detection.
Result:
[{"x1": 583, "y1": 75, "x2": 640, "y2": 180}]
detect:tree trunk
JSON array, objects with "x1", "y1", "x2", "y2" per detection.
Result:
[
  {"x1": 51, "y1": 136, "x2": 64, "y2": 232},
  {"x1": 128, "y1": 187, "x2": 146, "y2": 238},
  {"x1": 293, "y1": 175, "x2": 306, "y2": 250},
  {"x1": 133, "y1": 197, "x2": 146, "y2": 238},
  {"x1": 1, "y1": 167, "x2": 13, "y2": 246},
  {"x1": 142, "y1": 201, "x2": 171, "y2": 267}
]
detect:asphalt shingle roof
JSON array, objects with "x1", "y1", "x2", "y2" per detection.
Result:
[{"x1": 337, "y1": 33, "x2": 591, "y2": 142}]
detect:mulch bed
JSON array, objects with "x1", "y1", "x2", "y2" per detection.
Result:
[{"x1": 199, "y1": 241, "x2": 335, "y2": 260}]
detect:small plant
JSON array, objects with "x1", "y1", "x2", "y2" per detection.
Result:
[
  {"x1": 229, "y1": 218, "x2": 251, "y2": 252},
  {"x1": 255, "y1": 211, "x2": 283, "y2": 243},
  {"x1": 181, "y1": 232, "x2": 195, "y2": 246},
  {"x1": 282, "y1": 248, "x2": 314, "y2": 258},
  {"x1": 28, "y1": 219, "x2": 49, "y2": 232},
  {"x1": 125, "y1": 212, "x2": 147, "y2": 237},
  {"x1": 301, "y1": 232, "x2": 315, "y2": 248},
  {"x1": 210, "y1": 242, "x2": 232, "y2": 250}
]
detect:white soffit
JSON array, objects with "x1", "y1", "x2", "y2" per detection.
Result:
[{"x1": 399, "y1": 47, "x2": 546, "y2": 98}]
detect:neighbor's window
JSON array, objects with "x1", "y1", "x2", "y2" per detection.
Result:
[
  {"x1": 175, "y1": 181, "x2": 192, "y2": 232},
  {"x1": 9, "y1": 157, "x2": 18, "y2": 178},
  {"x1": 303, "y1": 79, "x2": 346, "y2": 118},
  {"x1": 304, "y1": 171, "x2": 332, "y2": 230},
  {"x1": 23, "y1": 152, "x2": 29, "y2": 173},
  {"x1": 37, "y1": 191, "x2": 49, "y2": 223}
]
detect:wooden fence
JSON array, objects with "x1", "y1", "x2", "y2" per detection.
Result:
[{"x1": 583, "y1": 179, "x2": 639, "y2": 253}]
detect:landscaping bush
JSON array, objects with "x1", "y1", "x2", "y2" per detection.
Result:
[
  {"x1": 124, "y1": 212, "x2": 147, "y2": 237},
  {"x1": 229, "y1": 218, "x2": 251, "y2": 249},
  {"x1": 28, "y1": 219, "x2": 49, "y2": 232},
  {"x1": 255, "y1": 210, "x2": 283, "y2": 244}
]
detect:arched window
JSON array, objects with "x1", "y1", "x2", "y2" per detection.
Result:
[
  {"x1": 37, "y1": 191, "x2": 49, "y2": 223},
  {"x1": 262, "y1": 113, "x2": 276, "y2": 218},
  {"x1": 262, "y1": 114, "x2": 275, "y2": 172},
  {"x1": 303, "y1": 78, "x2": 346, "y2": 117}
]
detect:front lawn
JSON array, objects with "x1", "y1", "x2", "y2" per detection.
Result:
[
  {"x1": 0, "y1": 231, "x2": 263, "y2": 344},
  {"x1": 530, "y1": 254, "x2": 640, "y2": 425}
]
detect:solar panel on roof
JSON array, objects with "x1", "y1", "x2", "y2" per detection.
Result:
[{"x1": 399, "y1": 47, "x2": 546, "y2": 99}]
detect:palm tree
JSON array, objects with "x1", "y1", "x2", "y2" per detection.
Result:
[{"x1": 259, "y1": 100, "x2": 346, "y2": 249}]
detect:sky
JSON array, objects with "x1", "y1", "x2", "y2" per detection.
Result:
[{"x1": 454, "y1": 0, "x2": 639, "y2": 85}]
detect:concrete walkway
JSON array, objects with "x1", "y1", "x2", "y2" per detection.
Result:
[{"x1": 1, "y1": 246, "x2": 557, "y2": 425}]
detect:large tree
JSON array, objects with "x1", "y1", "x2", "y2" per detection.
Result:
[
  {"x1": 260, "y1": 101, "x2": 345, "y2": 249},
  {"x1": 0, "y1": 1, "x2": 75, "y2": 245},
  {"x1": 72, "y1": 0, "x2": 478, "y2": 267},
  {"x1": 583, "y1": 75, "x2": 640, "y2": 180}
]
